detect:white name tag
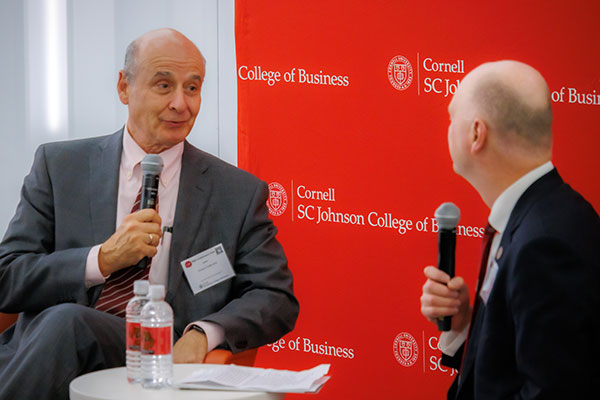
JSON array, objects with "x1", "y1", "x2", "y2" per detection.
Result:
[{"x1": 180, "y1": 244, "x2": 235, "y2": 295}]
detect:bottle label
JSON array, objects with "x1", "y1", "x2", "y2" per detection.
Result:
[
  {"x1": 126, "y1": 321, "x2": 141, "y2": 351},
  {"x1": 141, "y1": 326, "x2": 172, "y2": 355}
]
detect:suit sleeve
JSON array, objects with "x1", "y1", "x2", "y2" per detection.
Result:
[
  {"x1": 201, "y1": 181, "x2": 299, "y2": 352},
  {"x1": 0, "y1": 145, "x2": 92, "y2": 313},
  {"x1": 441, "y1": 344, "x2": 464, "y2": 370},
  {"x1": 509, "y1": 236, "x2": 596, "y2": 399}
]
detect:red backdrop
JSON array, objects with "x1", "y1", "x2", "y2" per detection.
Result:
[{"x1": 235, "y1": 1, "x2": 600, "y2": 398}]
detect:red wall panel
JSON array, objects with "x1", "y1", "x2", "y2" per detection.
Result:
[{"x1": 236, "y1": 2, "x2": 600, "y2": 398}]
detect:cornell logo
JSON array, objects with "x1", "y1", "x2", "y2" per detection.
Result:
[
  {"x1": 388, "y1": 55, "x2": 413, "y2": 91},
  {"x1": 393, "y1": 332, "x2": 418, "y2": 367},
  {"x1": 267, "y1": 182, "x2": 288, "y2": 217}
]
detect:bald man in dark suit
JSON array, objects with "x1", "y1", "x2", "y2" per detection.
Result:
[{"x1": 421, "y1": 60, "x2": 600, "y2": 399}]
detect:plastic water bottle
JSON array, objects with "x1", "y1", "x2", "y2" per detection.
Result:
[
  {"x1": 140, "y1": 284, "x2": 173, "y2": 389},
  {"x1": 125, "y1": 280, "x2": 149, "y2": 383}
]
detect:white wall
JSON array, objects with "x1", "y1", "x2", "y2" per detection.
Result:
[
  {"x1": 0, "y1": 0, "x2": 237, "y2": 235},
  {"x1": 0, "y1": 0, "x2": 28, "y2": 238}
]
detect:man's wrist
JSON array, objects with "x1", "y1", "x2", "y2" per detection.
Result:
[
  {"x1": 85, "y1": 244, "x2": 107, "y2": 287},
  {"x1": 184, "y1": 321, "x2": 225, "y2": 351},
  {"x1": 189, "y1": 324, "x2": 206, "y2": 335},
  {"x1": 97, "y1": 245, "x2": 111, "y2": 277}
]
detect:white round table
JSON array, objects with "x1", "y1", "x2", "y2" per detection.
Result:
[{"x1": 69, "y1": 364, "x2": 285, "y2": 400}]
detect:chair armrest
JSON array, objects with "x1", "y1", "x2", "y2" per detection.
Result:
[
  {"x1": 0, "y1": 313, "x2": 18, "y2": 333},
  {"x1": 203, "y1": 348, "x2": 258, "y2": 366}
]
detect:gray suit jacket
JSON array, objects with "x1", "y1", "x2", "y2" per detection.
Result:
[{"x1": 0, "y1": 129, "x2": 299, "y2": 353}]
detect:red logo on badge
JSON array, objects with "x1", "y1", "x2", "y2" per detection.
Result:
[{"x1": 185, "y1": 261, "x2": 192, "y2": 268}]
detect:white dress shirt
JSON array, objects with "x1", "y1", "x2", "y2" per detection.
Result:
[{"x1": 439, "y1": 161, "x2": 554, "y2": 356}]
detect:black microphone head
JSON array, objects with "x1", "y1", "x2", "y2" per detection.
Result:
[
  {"x1": 435, "y1": 202, "x2": 460, "y2": 229},
  {"x1": 141, "y1": 154, "x2": 164, "y2": 176}
]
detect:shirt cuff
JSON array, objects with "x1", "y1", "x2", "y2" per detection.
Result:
[
  {"x1": 184, "y1": 321, "x2": 225, "y2": 352},
  {"x1": 439, "y1": 325, "x2": 469, "y2": 357},
  {"x1": 85, "y1": 245, "x2": 107, "y2": 288}
]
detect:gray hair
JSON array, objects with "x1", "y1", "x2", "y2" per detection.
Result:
[{"x1": 123, "y1": 39, "x2": 139, "y2": 81}]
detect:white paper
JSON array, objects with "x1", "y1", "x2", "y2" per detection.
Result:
[
  {"x1": 175, "y1": 364, "x2": 331, "y2": 393},
  {"x1": 180, "y1": 243, "x2": 235, "y2": 294}
]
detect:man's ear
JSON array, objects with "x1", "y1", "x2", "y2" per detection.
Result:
[
  {"x1": 470, "y1": 118, "x2": 488, "y2": 154},
  {"x1": 116, "y1": 70, "x2": 129, "y2": 105}
]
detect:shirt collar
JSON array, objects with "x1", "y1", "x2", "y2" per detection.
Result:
[
  {"x1": 488, "y1": 161, "x2": 554, "y2": 234},
  {"x1": 122, "y1": 126, "x2": 184, "y2": 187}
]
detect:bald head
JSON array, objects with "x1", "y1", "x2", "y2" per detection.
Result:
[
  {"x1": 447, "y1": 61, "x2": 554, "y2": 206},
  {"x1": 123, "y1": 28, "x2": 206, "y2": 82},
  {"x1": 459, "y1": 61, "x2": 553, "y2": 150},
  {"x1": 116, "y1": 28, "x2": 206, "y2": 153}
]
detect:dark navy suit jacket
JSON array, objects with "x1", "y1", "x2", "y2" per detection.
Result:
[{"x1": 443, "y1": 169, "x2": 600, "y2": 399}]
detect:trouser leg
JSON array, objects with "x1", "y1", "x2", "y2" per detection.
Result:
[{"x1": 0, "y1": 303, "x2": 125, "y2": 400}]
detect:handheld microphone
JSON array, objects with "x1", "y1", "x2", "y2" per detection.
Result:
[
  {"x1": 135, "y1": 154, "x2": 164, "y2": 269},
  {"x1": 434, "y1": 202, "x2": 460, "y2": 331}
]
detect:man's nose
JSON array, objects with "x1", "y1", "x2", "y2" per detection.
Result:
[{"x1": 168, "y1": 88, "x2": 186, "y2": 112}]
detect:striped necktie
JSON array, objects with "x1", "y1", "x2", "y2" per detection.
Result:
[{"x1": 95, "y1": 188, "x2": 154, "y2": 318}]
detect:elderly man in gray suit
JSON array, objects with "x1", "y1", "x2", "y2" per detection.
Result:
[{"x1": 0, "y1": 28, "x2": 298, "y2": 400}]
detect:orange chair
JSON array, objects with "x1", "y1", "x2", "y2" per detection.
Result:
[
  {"x1": 0, "y1": 312, "x2": 256, "y2": 366},
  {"x1": 0, "y1": 313, "x2": 17, "y2": 332},
  {"x1": 204, "y1": 348, "x2": 257, "y2": 366}
]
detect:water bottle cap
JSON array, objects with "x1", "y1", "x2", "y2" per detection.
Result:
[
  {"x1": 148, "y1": 284, "x2": 165, "y2": 300},
  {"x1": 133, "y1": 280, "x2": 149, "y2": 295}
]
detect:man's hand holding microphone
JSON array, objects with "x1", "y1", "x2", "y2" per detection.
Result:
[
  {"x1": 420, "y1": 203, "x2": 471, "y2": 333},
  {"x1": 99, "y1": 154, "x2": 164, "y2": 277}
]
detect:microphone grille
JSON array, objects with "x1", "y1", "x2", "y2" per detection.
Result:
[
  {"x1": 434, "y1": 202, "x2": 461, "y2": 229},
  {"x1": 141, "y1": 154, "x2": 164, "y2": 175}
]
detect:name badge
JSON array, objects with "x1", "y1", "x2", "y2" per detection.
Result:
[
  {"x1": 180, "y1": 244, "x2": 235, "y2": 295},
  {"x1": 479, "y1": 261, "x2": 499, "y2": 305}
]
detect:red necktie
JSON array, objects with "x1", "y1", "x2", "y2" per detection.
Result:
[
  {"x1": 95, "y1": 188, "x2": 154, "y2": 317},
  {"x1": 466, "y1": 223, "x2": 497, "y2": 342},
  {"x1": 456, "y1": 222, "x2": 497, "y2": 381}
]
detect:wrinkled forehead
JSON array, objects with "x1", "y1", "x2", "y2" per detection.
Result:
[
  {"x1": 140, "y1": 50, "x2": 205, "y2": 81},
  {"x1": 150, "y1": 69, "x2": 204, "y2": 81},
  {"x1": 138, "y1": 33, "x2": 205, "y2": 72}
]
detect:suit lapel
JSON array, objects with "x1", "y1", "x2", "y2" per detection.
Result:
[
  {"x1": 500, "y1": 168, "x2": 562, "y2": 252},
  {"x1": 89, "y1": 130, "x2": 122, "y2": 244},
  {"x1": 87, "y1": 129, "x2": 122, "y2": 304},
  {"x1": 166, "y1": 142, "x2": 211, "y2": 303}
]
